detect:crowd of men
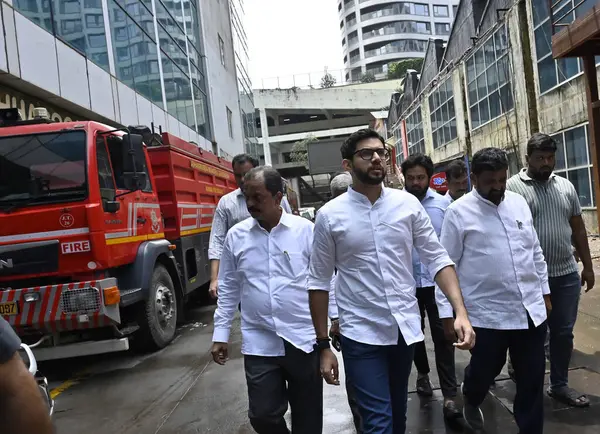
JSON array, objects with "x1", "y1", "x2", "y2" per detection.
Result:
[{"x1": 210, "y1": 128, "x2": 595, "y2": 434}]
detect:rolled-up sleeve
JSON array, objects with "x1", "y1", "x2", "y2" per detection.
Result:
[
  {"x1": 412, "y1": 205, "x2": 454, "y2": 281},
  {"x1": 212, "y1": 233, "x2": 241, "y2": 343},
  {"x1": 328, "y1": 275, "x2": 339, "y2": 318},
  {"x1": 435, "y1": 208, "x2": 464, "y2": 318},
  {"x1": 308, "y1": 210, "x2": 336, "y2": 291},
  {"x1": 208, "y1": 201, "x2": 229, "y2": 260}
]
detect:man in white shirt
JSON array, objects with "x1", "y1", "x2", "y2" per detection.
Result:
[
  {"x1": 437, "y1": 147, "x2": 551, "y2": 434},
  {"x1": 208, "y1": 154, "x2": 291, "y2": 298},
  {"x1": 443, "y1": 159, "x2": 469, "y2": 204},
  {"x1": 210, "y1": 166, "x2": 323, "y2": 434},
  {"x1": 402, "y1": 154, "x2": 460, "y2": 420},
  {"x1": 307, "y1": 128, "x2": 475, "y2": 434}
]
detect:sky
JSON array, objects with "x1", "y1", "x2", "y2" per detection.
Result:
[{"x1": 245, "y1": 0, "x2": 345, "y2": 88}]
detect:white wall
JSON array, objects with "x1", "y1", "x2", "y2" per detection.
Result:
[{"x1": 200, "y1": 0, "x2": 244, "y2": 157}]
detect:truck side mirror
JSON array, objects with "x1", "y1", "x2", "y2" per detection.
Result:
[
  {"x1": 122, "y1": 133, "x2": 145, "y2": 173},
  {"x1": 122, "y1": 171, "x2": 147, "y2": 191},
  {"x1": 104, "y1": 200, "x2": 121, "y2": 213},
  {"x1": 121, "y1": 133, "x2": 146, "y2": 192}
]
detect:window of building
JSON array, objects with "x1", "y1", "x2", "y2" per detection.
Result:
[
  {"x1": 552, "y1": 124, "x2": 595, "y2": 207},
  {"x1": 465, "y1": 25, "x2": 513, "y2": 129},
  {"x1": 433, "y1": 5, "x2": 449, "y2": 17},
  {"x1": 227, "y1": 107, "x2": 234, "y2": 138},
  {"x1": 393, "y1": 126, "x2": 405, "y2": 166},
  {"x1": 406, "y1": 108, "x2": 425, "y2": 156},
  {"x1": 413, "y1": 3, "x2": 429, "y2": 16},
  {"x1": 85, "y1": 14, "x2": 104, "y2": 28},
  {"x1": 429, "y1": 77, "x2": 457, "y2": 149},
  {"x1": 532, "y1": 0, "x2": 597, "y2": 94},
  {"x1": 435, "y1": 23, "x2": 450, "y2": 35},
  {"x1": 219, "y1": 34, "x2": 226, "y2": 67}
]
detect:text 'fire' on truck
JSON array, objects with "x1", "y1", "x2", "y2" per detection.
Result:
[{"x1": 0, "y1": 107, "x2": 236, "y2": 361}]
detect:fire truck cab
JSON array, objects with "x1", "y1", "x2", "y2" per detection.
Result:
[{"x1": 0, "y1": 108, "x2": 235, "y2": 360}]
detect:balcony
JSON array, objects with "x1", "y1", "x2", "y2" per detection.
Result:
[
  {"x1": 364, "y1": 39, "x2": 427, "y2": 58},
  {"x1": 551, "y1": 2, "x2": 600, "y2": 58}
]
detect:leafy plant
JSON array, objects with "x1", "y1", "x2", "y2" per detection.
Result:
[
  {"x1": 360, "y1": 72, "x2": 376, "y2": 83},
  {"x1": 320, "y1": 72, "x2": 337, "y2": 88},
  {"x1": 387, "y1": 58, "x2": 424, "y2": 80},
  {"x1": 290, "y1": 136, "x2": 318, "y2": 163}
]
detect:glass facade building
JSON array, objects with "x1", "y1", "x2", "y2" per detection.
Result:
[
  {"x1": 14, "y1": 0, "x2": 212, "y2": 140},
  {"x1": 229, "y1": 0, "x2": 259, "y2": 159}
]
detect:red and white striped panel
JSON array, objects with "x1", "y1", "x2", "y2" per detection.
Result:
[{"x1": 1, "y1": 281, "x2": 112, "y2": 332}]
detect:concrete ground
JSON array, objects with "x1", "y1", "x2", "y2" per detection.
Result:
[{"x1": 42, "y1": 250, "x2": 600, "y2": 433}]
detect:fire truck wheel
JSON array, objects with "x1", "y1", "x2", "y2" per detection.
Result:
[{"x1": 133, "y1": 264, "x2": 177, "y2": 351}]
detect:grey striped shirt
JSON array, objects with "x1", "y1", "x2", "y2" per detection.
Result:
[
  {"x1": 208, "y1": 188, "x2": 292, "y2": 260},
  {"x1": 506, "y1": 169, "x2": 581, "y2": 277}
]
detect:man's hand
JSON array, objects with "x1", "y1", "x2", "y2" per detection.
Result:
[
  {"x1": 211, "y1": 342, "x2": 228, "y2": 365},
  {"x1": 581, "y1": 267, "x2": 595, "y2": 293},
  {"x1": 453, "y1": 314, "x2": 475, "y2": 350},
  {"x1": 320, "y1": 348, "x2": 340, "y2": 385},
  {"x1": 209, "y1": 280, "x2": 218, "y2": 299},
  {"x1": 442, "y1": 318, "x2": 456, "y2": 342},
  {"x1": 544, "y1": 294, "x2": 553, "y2": 315},
  {"x1": 328, "y1": 319, "x2": 340, "y2": 338}
]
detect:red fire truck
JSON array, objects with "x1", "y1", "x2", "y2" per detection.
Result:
[{"x1": 0, "y1": 108, "x2": 236, "y2": 360}]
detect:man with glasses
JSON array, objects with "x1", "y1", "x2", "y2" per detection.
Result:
[{"x1": 308, "y1": 129, "x2": 475, "y2": 434}]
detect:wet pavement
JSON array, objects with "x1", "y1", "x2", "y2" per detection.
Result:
[
  {"x1": 43, "y1": 258, "x2": 600, "y2": 433},
  {"x1": 42, "y1": 303, "x2": 600, "y2": 434}
]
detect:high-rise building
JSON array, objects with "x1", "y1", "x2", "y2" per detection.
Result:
[
  {"x1": 229, "y1": 0, "x2": 260, "y2": 159},
  {"x1": 2, "y1": 0, "x2": 244, "y2": 157},
  {"x1": 339, "y1": 0, "x2": 459, "y2": 82}
]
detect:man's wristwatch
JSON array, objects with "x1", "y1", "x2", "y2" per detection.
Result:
[{"x1": 313, "y1": 337, "x2": 331, "y2": 352}]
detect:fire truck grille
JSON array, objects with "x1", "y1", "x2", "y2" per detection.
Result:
[{"x1": 60, "y1": 287, "x2": 101, "y2": 314}]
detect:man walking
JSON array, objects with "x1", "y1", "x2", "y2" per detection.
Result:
[
  {"x1": 307, "y1": 129, "x2": 475, "y2": 434},
  {"x1": 443, "y1": 159, "x2": 469, "y2": 204},
  {"x1": 507, "y1": 133, "x2": 594, "y2": 407},
  {"x1": 327, "y1": 171, "x2": 363, "y2": 434},
  {"x1": 208, "y1": 154, "x2": 291, "y2": 298},
  {"x1": 211, "y1": 166, "x2": 323, "y2": 434},
  {"x1": 438, "y1": 148, "x2": 550, "y2": 433},
  {"x1": 401, "y1": 154, "x2": 460, "y2": 420}
]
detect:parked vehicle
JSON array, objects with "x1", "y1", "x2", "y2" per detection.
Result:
[{"x1": 0, "y1": 108, "x2": 236, "y2": 360}]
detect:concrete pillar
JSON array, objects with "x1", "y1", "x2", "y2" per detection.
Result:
[
  {"x1": 259, "y1": 108, "x2": 272, "y2": 166},
  {"x1": 291, "y1": 177, "x2": 301, "y2": 208}
]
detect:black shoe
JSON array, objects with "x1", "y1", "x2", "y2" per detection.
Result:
[
  {"x1": 416, "y1": 375, "x2": 433, "y2": 397},
  {"x1": 443, "y1": 399, "x2": 462, "y2": 420}
]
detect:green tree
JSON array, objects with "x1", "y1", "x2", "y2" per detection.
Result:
[
  {"x1": 290, "y1": 136, "x2": 317, "y2": 163},
  {"x1": 387, "y1": 58, "x2": 424, "y2": 80},
  {"x1": 360, "y1": 72, "x2": 376, "y2": 83},
  {"x1": 320, "y1": 72, "x2": 336, "y2": 88}
]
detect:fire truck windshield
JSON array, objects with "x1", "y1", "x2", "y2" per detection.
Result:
[{"x1": 0, "y1": 130, "x2": 87, "y2": 211}]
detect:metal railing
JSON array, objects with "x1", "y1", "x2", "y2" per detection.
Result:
[{"x1": 256, "y1": 69, "x2": 361, "y2": 90}]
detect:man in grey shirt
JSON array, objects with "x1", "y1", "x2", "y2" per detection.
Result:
[
  {"x1": 0, "y1": 317, "x2": 54, "y2": 433},
  {"x1": 507, "y1": 133, "x2": 594, "y2": 407},
  {"x1": 208, "y1": 154, "x2": 292, "y2": 298}
]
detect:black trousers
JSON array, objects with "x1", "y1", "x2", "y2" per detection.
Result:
[
  {"x1": 463, "y1": 318, "x2": 546, "y2": 434},
  {"x1": 413, "y1": 286, "x2": 458, "y2": 398},
  {"x1": 244, "y1": 340, "x2": 323, "y2": 434}
]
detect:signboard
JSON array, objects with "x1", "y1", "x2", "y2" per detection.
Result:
[
  {"x1": 306, "y1": 138, "x2": 345, "y2": 175},
  {"x1": 430, "y1": 172, "x2": 448, "y2": 193},
  {"x1": 0, "y1": 83, "x2": 79, "y2": 122}
]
